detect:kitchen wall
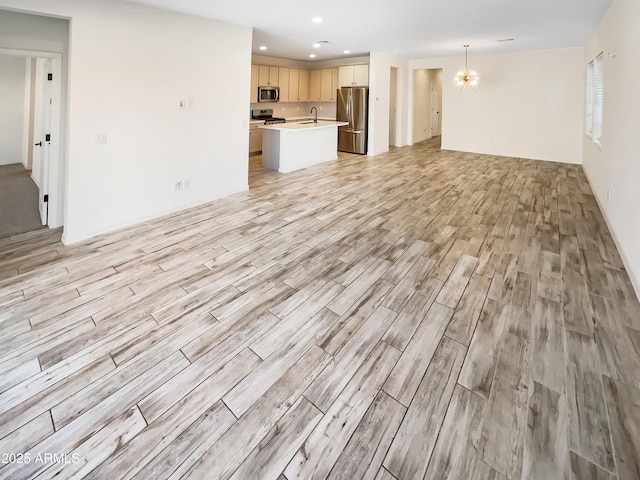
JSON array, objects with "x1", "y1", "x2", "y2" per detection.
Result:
[
  {"x1": 582, "y1": 0, "x2": 640, "y2": 297},
  {"x1": 0, "y1": 54, "x2": 26, "y2": 165},
  {"x1": 0, "y1": 0, "x2": 252, "y2": 244},
  {"x1": 409, "y1": 47, "x2": 585, "y2": 164},
  {"x1": 251, "y1": 102, "x2": 337, "y2": 121}
]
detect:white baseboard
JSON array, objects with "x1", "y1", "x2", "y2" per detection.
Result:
[
  {"x1": 582, "y1": 167, "x2": 640, "y2": 302},
  {"x1": 61, "y1": 183, "x2": 249, "y2": 245}
]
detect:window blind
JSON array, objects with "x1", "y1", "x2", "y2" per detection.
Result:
[
  {"x1": 593, "y1": 53, "x2": 604, "y2": 144},
  {"x1": 586, "y1": 61, "x2": 594, "y2": 136}
]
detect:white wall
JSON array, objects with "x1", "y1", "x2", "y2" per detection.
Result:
[
  {"x1": 369, "y1": 52, "x2": 409, "y2": 156},
  {"x1": 582, "y1": 0, "x2": 640, "y2": 297},
  {"x1": 0, "y1": 0, "x2": 252, "y2": 244},
  {"x1": 409, "y1": 48, "x2": 585, "y2": 164},
  {"x1": 0, "y1": 54, "x2": 26, "y2": 165}
]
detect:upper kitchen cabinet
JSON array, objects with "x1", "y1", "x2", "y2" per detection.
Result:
[
  {"x1": 288, "y1": 68, "x2": 309, "y2": 102},
  {"x1": 310, "y1": 68, "x2": 340, "y2": 102},
  {"x1": 250, "y1": 65, "x2": 259, "y2": 103},
  {"x1": 258, "y1": 65, "x2": 279, "y2": 86},
  {"x1": 309, "y1": 69, "x2": 322, "y2": 102},
  {"x1": 278, "y1": 67, "x2": 290, "y2": 102},
  {"x1": 339, "y1": 65, "x2": 369, "y2": 87},
  {"x1": 321, "y1": 68, "x2": 340, "y2": 102}
]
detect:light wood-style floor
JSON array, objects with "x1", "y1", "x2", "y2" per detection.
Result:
[{"x1": 1, "y1": 138, "x2": 639, "y2": 480}]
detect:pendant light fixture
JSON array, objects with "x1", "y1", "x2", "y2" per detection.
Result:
[{"x1": 455, "y1": 44, "x2": 479, "y2": 89}]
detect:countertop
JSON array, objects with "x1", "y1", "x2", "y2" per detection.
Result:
[{"x1": 260, "y1": 120, "x2": 347, "y2": 131}]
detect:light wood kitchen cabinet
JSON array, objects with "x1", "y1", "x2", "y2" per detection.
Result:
[
  {"x1": 298, "y1": 69, "x2": 309, "y2": 101},
  {"x1": 249, "y1": 123, "x2": 263, "y2": 154},
  {"x1": 258, "y1": 65, "x2": 279, "y2": 86},
  {"x1": 310, "y1": 68, "x2": 340, "y2": 102},
  {"x1": 339, "y1": 64, "x2": 369, "y2": 86},
  {"x1": 309, "y1": 69, "x2": 322, "y2": 101},
  {"x1": 250, "y1": 65, "x2": 259, "y2": 103},
  {"x1": 321, "y1": 68, "x2": 340, "y2": 101},
  {"x1": 288, "y1": 68, "x2": 309, "y2": 102},
  {"x1": 278, "y1": 67, "x2": 290, "y2": 102}
]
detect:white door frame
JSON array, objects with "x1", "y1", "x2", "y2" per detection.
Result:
[{"x1": 0, "y1": 47, "x2": 63, "y2": 229}]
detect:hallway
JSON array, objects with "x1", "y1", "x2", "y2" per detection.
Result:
[{"x1": 0, "y1": 163, "x2": 43, "y2": 239}]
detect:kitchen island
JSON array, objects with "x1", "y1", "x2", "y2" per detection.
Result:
[{"x1": 260, "y1": 120, "x2": 348, "y2": 173}]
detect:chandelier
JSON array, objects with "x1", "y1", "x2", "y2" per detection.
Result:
[{"x1": 455, "y1": 44, "x2": 479, "y2": 88}]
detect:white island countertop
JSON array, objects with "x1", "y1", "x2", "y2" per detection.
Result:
[
  {"x1": 260, "y1": 120, "x2": 347, "y2": 131},
  {"x1": 260, "y1": 120, "x2": 348, "y2": 173}
]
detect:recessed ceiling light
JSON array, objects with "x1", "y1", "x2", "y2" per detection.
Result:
[
  {"x1": 343, "y1": 50, "x2": 351, "y2": 54},
  {"x1": 313, "y1": 43, "x2": 321, "y2": 48},
  {"x1": 309, "y1": 53, "x2": 316, "y2": 58},
  {"x1": 497, "y1": 38, "x2": 515, "y2": 42},
  {"x1": 312, "y1": 17, "x2": 323, "y2": 23},
  {"x1": 259, "y1": 45, "x2": 267, "y2": 50}
]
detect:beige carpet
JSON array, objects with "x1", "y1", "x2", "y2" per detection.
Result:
[{"x1": 0, "y1": 163, "x2": 44, "y2": 239}]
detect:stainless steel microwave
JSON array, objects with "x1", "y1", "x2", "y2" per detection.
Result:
[{"x1": 258, "y1": 86, "x2": 279, "y2": 103}]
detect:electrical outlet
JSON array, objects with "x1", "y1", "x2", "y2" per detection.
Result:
[
  {"x1": 174, "y1": 180, "x2": 183, "y2": 191},
  {"x1": 179, "y1": 99, "x2": 187, "y2": 109},
  {"x1": 183, "y1": 178, "x2": 190, "y2": 188},
  {"x1": 94, "y1": 133, "x2": 107, "y2": 144}
]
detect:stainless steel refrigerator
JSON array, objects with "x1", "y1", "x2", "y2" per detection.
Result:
[{"x1": 337, "y1": 87, "x2": 368, "y2": 154}]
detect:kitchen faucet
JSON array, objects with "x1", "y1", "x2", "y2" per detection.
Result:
[{"x1": 310, "y1": 107, "x2": 318, "y2": 123}]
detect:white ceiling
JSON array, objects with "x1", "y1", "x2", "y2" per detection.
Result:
[{"x1": 123, "y1": 0, "x2": 611, "y2": 61}]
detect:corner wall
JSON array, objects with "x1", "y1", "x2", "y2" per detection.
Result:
[
  {"x1": 582, "y1": 0, "x2": 640, "y2": 298},
  {"x1": 0, "y1": 0, "x2": 253, "y2": 244},
  {"x1": 369, "y1": 52, "x2": 409, "y2": 156},
  {"x1": 409, "y1": 47, "x2": 585, "y2": 164}
]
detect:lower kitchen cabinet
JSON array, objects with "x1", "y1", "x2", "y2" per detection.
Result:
[{"x1": 249, "y1": 124, "x2": 263, "y2": 154}]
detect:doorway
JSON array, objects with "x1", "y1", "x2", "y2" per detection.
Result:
[
  {"x1": 0, "y1": 48, "x2": 63, "y2": 238},
  {"x1": 413, "y1": 68, "x2": 442, "y2": 143}
]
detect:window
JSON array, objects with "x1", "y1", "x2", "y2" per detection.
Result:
[
  {"x1": 586, "y1": 52, "x2": 604, "y2": 146},
  {"x1": 586, "y1": 61, "x2": 593, "y2": 136}
]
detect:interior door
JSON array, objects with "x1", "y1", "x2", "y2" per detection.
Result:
[
  {"x1": 430, "y1": 82, "x2": 440, "y2": 136},
  {"x1": 33, "y1": 58, "x2": 52, "y2": 225}
]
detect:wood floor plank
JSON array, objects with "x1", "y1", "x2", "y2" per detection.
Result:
[
  {"x1": 445, "y1": 273, "x2": 491, "y2": 346},
  {"x1": 522, "y1": 381, "x2": 570, "y2": 480},
  {"x1": 603, "y1": 375, "x2": 640, "y2": 480},
  {"x1": 383, "y1": 336, "x2": 466, "y2": 480},
  {"x1": 423, "y1": 385, "x2": 494, "y2": 479},
  {"x1": 316, "y1": 278, "x2": 394, "y2": 357},
  {"x1": 284, "y1": 341, "x2": 401, "y2": 480},
  {"x1": 34, "y1": 406, "x2": 147, "y2": 480},
  {"x1": 326, "y1": 391, "x2": 406, "y2": 480},
  {"x1": 381, "y1": 276, "x2": 442, "y2": 351},
  {"x1": 531, "y1": 297, "x2": 566, "y2": 393},
  {"x1": 565, "y1": 330, "x2": 615, "y2": 472},
  {"x1": 383, "y1": 302, "x2": 454, "y2": 406},
  {"x1": 305, "y1": 305, "x2": 397, "y2": 413},
  {"x1": 130, "y1": 401, "x2": 236, "y2": 480},
  {"x1": 178, "y1": 345, "x2": 331, "y2": 480},
  {"x1": 569, "y1": 451, "x2": 616, "y2": 480},
  {"x1": 89, "y1": 349, "x2": 259, "y2": 479},
  {"x1": 458, "y1": 299, "x2": 510, "y2": 400},
  {"x1": 228, "y1": 396, "x2": 323, "y2": 480},
  {"x1": 478, "y1": 329, "x2": 531, "y2": 478}
]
